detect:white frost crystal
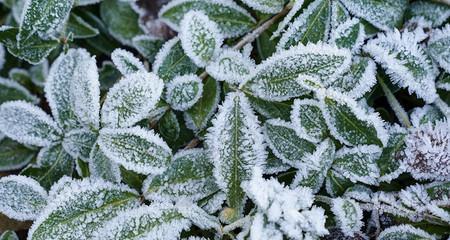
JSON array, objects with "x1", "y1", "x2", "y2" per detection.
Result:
[
  {"x1": 206, "y1": 48, "x2": 255, "y2": 85},
  {"x1": 403, "y1": 120, "x2": 450, "y2": 181},
  {"x1": 165, "y1": 74, "x2": 204, "y2": 111},
  {"x1": 111, "y1": 48, "x2": 146, "y2": 75},
  {"x1": 244, "y1": 169, "x2": 328, "y2": 239}
]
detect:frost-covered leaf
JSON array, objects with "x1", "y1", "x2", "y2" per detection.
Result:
[
  {"x1": 364, "y1": 30, "x2": 439, "y2": 103},
  {"x1": 378, "y1": 224, "x2": 436, "y2": 240},
  {"x1": 0, "y1": 77, "x2": 39, "y2": 104},
  {"x1": 0, "y1": 44, "x2": 5, "y2": 71},
  {"x1": 176, "y1": 200, "x2": 220, "y2": 230},
  {"x1": 206, "y1": 92, "x2": 266, "y2": 213},
  {"x1": 206, "y1": 48, "x2": 255, "y2": 85},
  {"x1": 132, "y1": 35, "x2": 164, "y2": 63},
  {"x1": 111, "y1": 48, "x2": 146, "y2": 75},
  {"x1": 243, "y1": 43, "x2": 351, "y2": 101},
  {"x1": 264, "y1": 152, "x2": 290, "y2": 175},
  {"x1": 29, "y1": 60, "x2": 49, "y2": 88},
  {"x1": 159, "y1": 0, "x2": 256, "y2": 38},
  {"x1": 143, "y1": 148, "x2": 218, "y2": 202},
  {"x1": 184, "y1": 77, "x2": 220, "y2": 132},
  {"x1": 0, "y1": 175, "x2": 47, "y2": 221},
  {"x1": 18, "y1": 0, "x2": 74, "y2": 42},
  {"x1": 47, "y1": 176, "x2": 75, "y2": 201},
  {"x1": 331, "y1": 197, "x2": 363, "y2": 237},
  {"x1": 158, "y1": 110, "x2": 180, "y2": 142},
  {"x1": 428, "y1": 25, "x2": 450, "y2": 73},
  {"x1": 330, "y1": 0, "x2": 350, "y2": 31},
  {"x1": 264, "y1": 119, "x2": 316, "y2": 168},
  {"x1": 0, "y1": 26, "x2": 59, "y2": 65},
  {"x1": 153, "y1": 38, "x2": 198, "y2": 82},
  {"x1": 329, "y1": 18, "x2": 365, "y2": 53},
  {"x1": 89, "y1": 143, "x2": 121, "y2": 183},
  {"x1": 410, "y1": 105, "x2": 446, "y2": 127},
  {"x1": 272, "y1": 0, "x2": 305, "y2": 38},
  {"x1": 291, "y1": 99, "x2": 328, "y2": 143},
  {"x1": 0, "y1": 137, "x2": 36, "y2": 171},
  {"x1": 0, "y1": 231, "x2": 18, "y2": 240},
  {"x1": 326, "y1": 56, "x2": 376, "y2": 99},
  {"x1": 241, "y1": 0, "x2": 283, "y2": 14},
  {"x1": 292, "y1": 138, "x2": 335, "y2": 193},
  {"x1": 92, "y1": 203, "x2": 191, "y2": 240},
  {"x1": 332, "y1": 145, "x2": 381, "y2": 185},
  {"x1": 28, "y1": 178, "x2": 140, "y2": 240},
  {"x1": 166, "y1": 74, "x2": 203, "y2": 111},
  {"x1": 62, "y1": 129, "x2": 97, "y2": 161},
  {"x1": 100, "y1": 0, "x2": 143, "y2": 46},
  {"x1": 64, "y1": 13, "x2": 99, "y2": 39},
  {"x1": 180, "y1": 11, "x2": 223, "y2": 67},
  {"x1": 98, "y1": 127, "x2": 172, "y2": 175},
  {"x1": 32, "y1": 144, "x2": 75, "y2": 189},
  {"x1": 377, "y1": 125, "x2": 407, "y2": 183},
  {"x1": 407, "y1": 1, "x2": 450, "y2": 28},
  {"x1": 74, "y1": 0, "x2": 102, "y2": 6},
  {"x1": 46, "y1": 48, "x2": 99, "y2": 131},
  {"x1": 0, "y1": 101, "x2": 62, "y2": 147},
  {"x1": 339, "y1": 0, "x2": 408, "y2": 31},
  {"x1": 277, "y1": 0, "x2": 331, "y2": 50},
  {"x1": 101, "y1": 72, "x2": 163, "y2": 128},
  {"x1": 248, "y1": 95, "x2": 291, "y2": 121},
  {"x1": 318, "y1": 89, "x2": 388, "y2": 147}
]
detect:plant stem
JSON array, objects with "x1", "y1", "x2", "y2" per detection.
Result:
[
  {"x1": 377, "y1": 76, "x2": 412, "y2": 128},
  {"x1": 222, "y1": 216, "x2": 251, "y2": 233}
]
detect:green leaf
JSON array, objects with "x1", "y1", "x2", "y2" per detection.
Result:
[
  {"x1": 64, "y1": 13, "x2": 99, "y2": 39},
  {"x1": 428, "y1": 25, "x2": 450, "y2": 73},
  {"x1": 241, "y1": 0, "x2": 284, "y2": 14},
  {"x1": 132, "y1": 35, "x2": 164, "y2": 63},
  {"x1": 325, "y1": 169, "x2": 354, "y2": 197},
  {"x1": 264, "y1": 151, "x2": 290, "y2": 174},
  {"x1": 18, "y1": 0, "x2": 74, "y2": 43},
  {"x1": 207, "y1": 92, "x2": 266, "y2": 214},
  {"x1": 92, "y1": 203, "x2": 191, "y2": 240},
  {"x1": 143, "y1": 148, "x2": 218, "y2": 202},
  {"x1": 62, "y1": 129, "x2": 97, "y2": 161},
  {"x1": 184, "y1": 77, "x2": 220, "y2": 132},
  {"x1": 378, "y1": 225, "x2": 436, "y2": 240},
  {"x1": 179, "y1": 11, "x2": 223, "y2": 67},
  {"x1": 326, "y1": 56, "x2": 376, "y2": 99},
  {"x1": 330, "y1": 0, "x2": 350, "y2": 30},
  {"x1": 377, "y1": 125, "x2": 407, "y2": 183},
  {"x1": 153, "y1": 38, "x2": 199, "y2": 82},
  {"x1": 332, "y1": 145, "x2": 381, "y2": 185},
  {"x1": 98, "y1": 126, "x2": 172, "y2": 175},
  {"x1": 318, "y1": 89, "x2": 388, "y2": 146},
  {"x1": 329, "y1": 18, "x2": 366, "y2": 53},
  {"x1": 28, "y1": 178, "x2": 140, "y2": 240},
  {"x1": 243, "y1": 43, "x2": 351, "y2": 101},
  {"x1": 99, "y1": 61, "x2": 121, "y2": 91},
  {"x1": 339, "y1": 0, "x2": 408, "y2": 31},
  {"x1": 206, "y1": 48, "x2": 255, "y2": 85},
  {"x1": 0, "y1": 77, "x2": 39, "y2": 104},
  {"x1": 29, "y1": 60, "x2": 48, "y2": 88},
  {"x1": 364, "y1": 30, "x2": 439, "y2": 103},
  {"x1": 0, "y1": 26, "x2": 59, "y2": 65},
  {"x1": 158, "y1": 110, "x2": 180, "y2": 143},
  {"x1": 100, "y1": 0, "x2": 143, "y2": 46},
  {"x1": 407, "y1": 1, "x2": 450, "y2": 28},
  {"x1": 0, "y1": 137, "x2": 36, "y2": 171},
  {"x1": 248, "y1": 95, "x2": 291, "y2": 121},
  {"x1": 291, "y1": 99, "x2": 328, "y2": 143},
  {"x1": 426, "y1": 182, "x2": 450, "y2": 203},
  {"x1": 89, "y1": 143, "x2": 121, "y2": 183},
  {"x1": 0, "y1": 230, "x2": 18, "y2": 240},
  {"x1": 0, "y1": 175, "x2": 47, "y2": 221},
  {"x1": 331, "y1": 197, "x2": 363, "y2": 237},
  {"x1": 292, "y1": 138, "x2": 335, "y2": 193},
  {"x1": 277, "y1": 0, "x2": 331, "y2": 50},
  {"x1": 29, "y1": 144, "x2": 75, "y2": 189},
  {"x1": 0, "y1": 101, "x2": 62, "y2": 147},
  {"x1": 264, "y1": 119, "x2": 316, "y2": 168},
  {"x1": 101, "y1": 72, "x2": 164, "y2": 128},
  {"x1": 159, "y1": 0, "x2": 256, "y2": 37},
  {"x1": 75, "y1": 158, "x2": 90, "y2": 178},
  {"x1": 166, "y1": 74, "x2": 203, "y2": 111}
]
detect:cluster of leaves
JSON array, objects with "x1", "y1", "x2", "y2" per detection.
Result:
[{"x1": 0, "y1": 0, "x2": 449, "y2": 239}]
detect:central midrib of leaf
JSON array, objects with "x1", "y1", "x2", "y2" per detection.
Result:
[{"x1": 229, "y1": 96, "x2": 244, "y2": 209}]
